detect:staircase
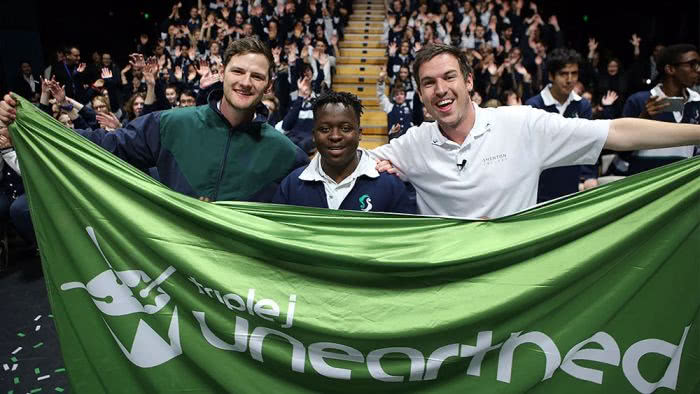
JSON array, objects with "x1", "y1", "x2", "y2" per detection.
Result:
[{"x1": 334, "y1": 0, "x2": 388, "y2": 149}]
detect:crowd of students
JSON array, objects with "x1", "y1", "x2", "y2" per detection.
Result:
[{"x1": 2, "y1": 0, "x2": 699, "y2": 260}]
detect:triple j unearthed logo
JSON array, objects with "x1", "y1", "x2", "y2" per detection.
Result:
[{"x1": 60, "y1": 227, "x2": 181, "y2": 368}]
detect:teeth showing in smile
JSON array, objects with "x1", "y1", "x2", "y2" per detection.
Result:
[{"x1": 437, "y1": 99, "x2": 454, "y2": 108}]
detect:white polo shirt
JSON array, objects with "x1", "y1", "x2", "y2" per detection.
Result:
[
  {"x1": 299, "y1": 149, "x2": 379, "y2": 209},
  {"x1": 370, "y1": 103, "x2": 610, "y2": 218}
]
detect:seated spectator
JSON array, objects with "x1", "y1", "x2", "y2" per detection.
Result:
[
  {"x1": 273, "y1": 91, "x2": 415, "y2": 214},
  {"x1": 122, "y1": 92, "x2": 146, "y2": 125},
  {"x1": 14, "y1": 62, "x2": 40, "y2": 103},
  {"x1": 179, "y1": 90, "x2": 197, "y2": 107},
  {"x1": 282, "y1": 76, "x2": 316, "y2": 154},
  {"x1": 525, "y1": 48, "x2": 599, "y2": 203},
  {"x1": 377, "y1": 66, "x2": 413, "y2": 140},
  {"x1": 619, "y1": 44, "x2": 700, "y2": 174}
]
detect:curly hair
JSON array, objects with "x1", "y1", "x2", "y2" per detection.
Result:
[{"x1": 312, "y1": 91, "x2": 365, "y2": 123}]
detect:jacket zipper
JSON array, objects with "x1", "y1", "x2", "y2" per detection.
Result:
[{"x1": 212, "y1": 130, "x2": 234, "y2": 201}]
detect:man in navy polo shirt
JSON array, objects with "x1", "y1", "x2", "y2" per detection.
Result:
[
  {"x1": 525, "y1": 48, "x2": 599, "y2": 203},
  {"x1": 273, "y1": 91, "x2": 416, "y2": 214},
  {"x1": 620, "y1": 44, "x2": 700, "y2": 174}
]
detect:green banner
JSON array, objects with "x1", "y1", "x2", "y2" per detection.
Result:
[{"x1": 9, "y1": 96, "x2": 700, "y2": 393}]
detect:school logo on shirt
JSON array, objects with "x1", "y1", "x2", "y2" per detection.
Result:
[{"x1": 359, "y1": 194, "x2": 373, "y2": 212}]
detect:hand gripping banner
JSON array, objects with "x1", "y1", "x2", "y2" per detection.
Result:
[{"x1": 9, "y1": 95, "x2": 700, "y2": 393}]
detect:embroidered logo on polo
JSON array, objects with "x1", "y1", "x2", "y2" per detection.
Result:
[
  {"x1": 359, "y1": 194, "x2": 373, "y2": 212},
  {"x1": 482, "y1": 153, "x2": 508, "y2": 165}
]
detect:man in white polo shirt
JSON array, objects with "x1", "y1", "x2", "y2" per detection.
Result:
[{"x1": 370, "y1": 44, "x2": 700, "y2": 218}]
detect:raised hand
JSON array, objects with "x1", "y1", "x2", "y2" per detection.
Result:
[
  {"x1": 96, "y1": 112, "x2": 121, "y2": 130},
  {"x1": 101, "y1": 67, "x2": 113, "y2": 79},
  {"x1": 297, "y1": 76, "x2": 312, "y2": 98},
  {"x1": 174, "y1": 46, "x2": 182, "y2": 58},
  {"x1": 195, "y1": 59, "x2": 210, "y2": 76},
  {"x1": 174, "y1": 65, "x2": 183, "y2": 80},
  {"x1": 199, "y1": 73, "x2": 222, "y2": 90},
  {"x1": 588, "y1": 38, "x2": 598, "y2": 54},
  {"x1": 129, "y1": 53, "x2": 146, "y2": 71},
  {"x1": 389, "y1": 123, "x2": 401, "y2": 135},
  {"x1": 331, "y1": 34, "x2": 338, "y2": 46},
  {"x1": 121, "y1": 63, "x2": 132, "y2": 75},
  {"x1": 388, "y1": 42, "x2": 398, "y2": 56},
  {"x1": 77, "y1": 62, "x2": 87, "y2": 73},
  {"x1": 143, "y1": 57, "x2": 159, "y2": 86},
  {"x1": 601, "y1": 90, "x2": 619, "y2": 106},
  {"x1": 630, "y1": 33, "x2": 641, "y2": 47},
  {"x1": 48, "y1": 81, "x2": 67, "y2": 104},
  {"x1": 378, "y1": 65, "x2": 387, "y2": 81}
]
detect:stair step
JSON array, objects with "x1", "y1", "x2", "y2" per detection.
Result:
[
  {"x1": 361, "y1": 125, "x2": 388, "y2": 136},
  {"x1": 353, "y1": 4, "x2": 385, "y2": 9},
  {"x1": 336, "y1": 64, "x2": 383, "y2": 75},
  {"x1": 346, "y1": 21, "x2": 385, "y2": 28},
  {"x1": 336, "y1": 83, "x2": 379, "y2": 96},
  {"x1": 337, "y1": 56, "x2": 387, "y2": 65},
  {"x1": 334, "y1": 74, "x2": 381, "y2": 84},
  {"x1": 349, "y1": 14, "x2": 385, "y2": 21},
  {"x1": 345, "y1": 26, "x2": 384, "y2": 34},
  {"x1": 338, "y1": 47, "x2": 386, "y2": 57},
  {"x1": 339, "y1": 41, "x2": 385, "y2": 49},
  {"x1": 360, "y1": 110, "x2": 387, "y2": 124},
  {"x1": 359, "y1": 135, "x2": 388, "y2": 148},
  {"x1": 344, "y1": 33, "x2": 384, "y2": 40}
]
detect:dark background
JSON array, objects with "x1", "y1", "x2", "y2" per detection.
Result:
[{"x1": 1, "y1": 0, "x2": 699, "y2": 95}]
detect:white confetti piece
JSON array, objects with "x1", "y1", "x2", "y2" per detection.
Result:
[
  {"x1": 35, "y1": 325, "x2": 41, "y2": 332},
  {"x1": 34, "y1": 315, "x2": 42, "y2": 321},
  {"x1": 11, "y1": 363, "x2": 18, "y2": 371},
  {"x1": 2, "y1": 363, "x2": 8, "y2": 371},
  {"x1": 11, "y1": 346, "x2": 22, "y2": 354},
  {"x1": 37, "y1": 374, "x2": 50, "y2": 381}
]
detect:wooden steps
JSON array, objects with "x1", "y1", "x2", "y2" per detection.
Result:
[{"x1": 334, "y1": 0, "x2": 388, "y2": 147}]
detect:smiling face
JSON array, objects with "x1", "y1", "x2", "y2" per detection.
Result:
[
  {"x1": 313, "y1": 103, "x2": 362, "y2": 177},
  {"x1": 222, "y1": 52, "x2": 270, "y2": 112},
  {"x1": 417, "y1": 53, "x2": 473, "y2": 131}
]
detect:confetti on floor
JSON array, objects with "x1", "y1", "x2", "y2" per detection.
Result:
[
  {"x1": 11, "y1": 347, "x2": 22, "y2": 355},
  {"x1": 17, "y1": 332, "x2": 25, "y2": 337},
  {"x1": 35, "y1": 325, "x2": 41, "y2": 332},
  {"x1": 53, "y1": 368, "x2": 65, "y2": 374},
  {"x1": 10, "y1": 357, "x2": 17, "y2": 363},
  {"x1": 34, "y1": 368, "x2": 40, "y2": 375},
  {"x1": 32, "y1": 343, "x2": 43, "y2": 349},
  {"x1": 11, "y1": 364, "x2": 17, "y2": 371},
  {"x1": 30, "y1": 388, "x2": 42, "y2": 393},
  {"x1": 54, "y1": 388, "x2": 64, "y2": 392},
  {"x1": 37, "y1": 375, "x2": 50, "y2": 381},
  {"x1": 48, "y1": 315, "x2": 53, "y2": 318},
  {"x1": 34, "y1": 315, "x2": 41, "y2": 322},
  {"x1": 2, "y1": 363, "x2": 8, "y2": 371},
  {"x1": 13, "y1": 376, "x2": 19, "y2": 384}
]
